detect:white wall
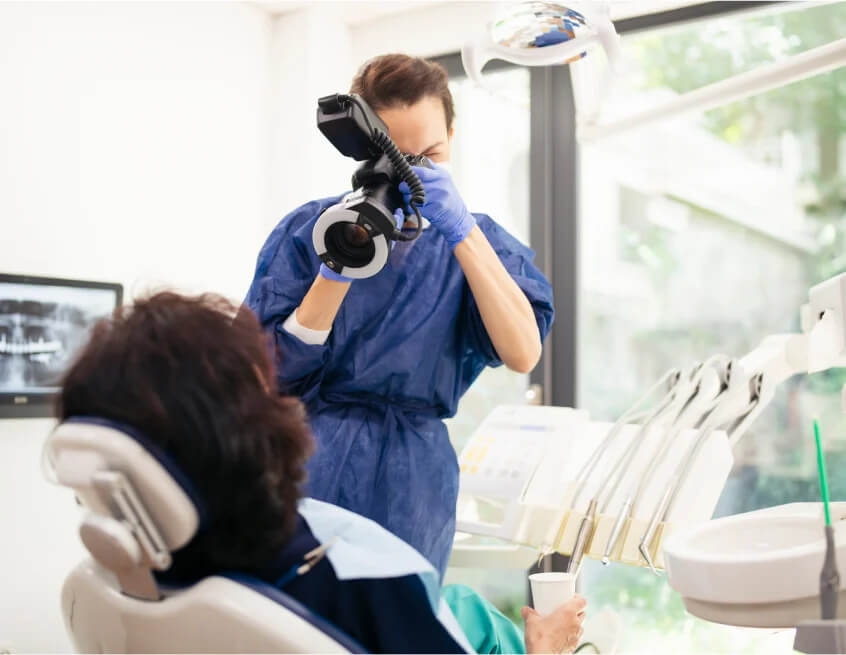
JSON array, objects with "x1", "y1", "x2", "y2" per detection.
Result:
[
  {"x1": 1, "y1": 1, "x2": 271, "y2": 301},
  {"x1": 350, "y1": 1, "x2": 496, "y2": 63},
  {"x1": 0, "y1": 1, "x2": 496, "y2": 650},
  {"x1": 266, "y1": 4, "x2": 357, "y2": 226},
  {"x1": 0, "y1": 2, "x2": 271, "y2": 651}
]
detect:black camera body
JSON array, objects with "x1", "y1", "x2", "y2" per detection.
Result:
[
  {"x1": 312, "y1": 94, "x2": 428, "y2": 279},
  {"x1": 317, "y1": 93, "x2": 386, "y2": 160}
]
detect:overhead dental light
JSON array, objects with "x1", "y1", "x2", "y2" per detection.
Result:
[
  {"x1": 462, "y1": 2, "x2": 846, "y2": 143},
  {"x1": 461, "y1": 1, "x2": 622, "y2": 121},
  {"x1": 461, "y1": 2, "x2": 621, "y2": 75}
]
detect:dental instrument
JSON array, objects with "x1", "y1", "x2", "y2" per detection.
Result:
[
  {"x1": 792, "y1": 419, "x2": 845, "y2": 654},
  {"x1": 273, "y1": 536, "x2": 339, "y2": 589},
  {"x1": 546, "y1": 369, "x2": 678, "y2": 568},
  {"x1": 640, "y1": 400, "x2": 748, "y2": 573},
  {"x1": 566, "y1": 374, "x2": 683, "y2": 573},
  {"x1": 602, "y1": 358, "x2": 726, "y2": 566},
  {"x1": 814, "y1": 420, "x2": 839, "y2": 621},
  {"x1": 636, "y1": 360, "x2": 749, "y2": 572},
  {"x1": 566, "y1": 498, "x2": 597, "y2": 576},
  {"x1": 593, "y1": 400, "x2": 681, "y2": 566}
]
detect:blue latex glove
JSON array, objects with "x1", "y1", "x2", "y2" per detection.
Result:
[
  {"x1": 399, "y1": 164, "x2": 476, "y2": 248},
  {"x1": 319, "y1": 263, "x2": 353, "y2": 283},
  {"x1": 391, "y1": 208, "x2": 406, "y2": 235}
]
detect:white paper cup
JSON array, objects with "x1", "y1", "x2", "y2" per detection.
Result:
[{"x1": 529, "y1": 572, "x2": 576, "y2": 616}]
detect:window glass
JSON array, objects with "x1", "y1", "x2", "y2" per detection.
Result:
[{"x1": 577, "y1": 3, "x2": 845, "y2": 651}]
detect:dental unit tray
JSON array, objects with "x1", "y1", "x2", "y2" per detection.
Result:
[{"x1": 453, "y1": 404, "x2": 733, "y2": 571}]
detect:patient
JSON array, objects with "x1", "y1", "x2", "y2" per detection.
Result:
[{"x1": 58, "y1": 292, "x2": 585, "y2": 654}]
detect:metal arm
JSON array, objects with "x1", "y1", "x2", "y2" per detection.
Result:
[{"x1": 580, "y1": 38, "x2": 846, "y2": 142}]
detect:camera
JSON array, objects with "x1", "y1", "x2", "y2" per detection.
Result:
[{"x1": 312, "y1": 94, "x2": 429, "y2": 279}]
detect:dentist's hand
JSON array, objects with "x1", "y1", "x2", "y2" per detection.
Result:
[
  {"x1": 522, "y1": 596, "x2": 587, "y2": 654},
  {"x1": 399, "y1": 164, "x2": 476, "y2": 248}
]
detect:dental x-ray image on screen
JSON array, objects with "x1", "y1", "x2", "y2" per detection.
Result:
[{"x1": 0, "y1": 274, "x2": 122, "y2": 417}]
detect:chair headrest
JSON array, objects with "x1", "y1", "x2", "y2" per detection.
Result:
[{"x1": 44, "y1": 417, "x2": 205, "y2": 552}]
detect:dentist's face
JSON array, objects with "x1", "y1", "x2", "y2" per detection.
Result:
[{"x1": 376, "y1": 95, "x2": 454, "y2": 164}]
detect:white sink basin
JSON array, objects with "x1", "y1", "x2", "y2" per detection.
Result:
[{"x1": 663, "y1": 502, "x2": 846, "y2": 628}]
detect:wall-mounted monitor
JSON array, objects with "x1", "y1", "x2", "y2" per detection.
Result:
[{"x1": 0, "y1": 273, "x2": 122, "y2": 419}]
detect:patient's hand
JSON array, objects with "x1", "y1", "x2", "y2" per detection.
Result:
[{"x1": 522, "y1": 595, "x2": 586, "y2": 654}]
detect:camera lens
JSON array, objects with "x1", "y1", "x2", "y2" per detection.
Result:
[
  {"x1": 343, "y1": 223, "x2": 371, "y2": 247},
  {"x1": 325, "y1": 221, "x2": 376, "y2": 268}
]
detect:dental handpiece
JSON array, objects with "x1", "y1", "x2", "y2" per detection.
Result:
[
  {"x1": 567, "y1": 392, "x2": 672, "y2": 571},
  {"x1": 550, "y1": 404, "x2": 648, "y2": 556},
  {"x1": 638, "y1": 384, "x2": 759, "y2": 575},
  {"x1": 601, "y1": 494, "x2": 632, "y2": 565},
  {"x1": 598, "y1": 391, "x2": 688, "y2": 564},
  {"x1": 636, "y1": 361, "x2": 738, "y2": 573},
  {"x1": 637, "y1": 421, "x2": 719, "y2": 574},
  {"x1": 584, "y1": 392, "x2": 678, "y2": 566},
  {"x1": 567, "y1": 498, "x2": 598, "y2": 574},
  {"x1": 610, "y1": 359, "x2": 727, "y2": 566},
  {"x1": 562, "y1": 369, "x2": 682, "y2": 569},
  {"x1": 600, "y1": 366, "x2": 708, "y2": 565}
]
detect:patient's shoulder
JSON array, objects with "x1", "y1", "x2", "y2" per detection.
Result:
[
  {"x1": 286, "y1": 500, "x2": 467, "y2": 653},
  {"x1": 298, "y1": 498, "x2": 429, "y2": 559},
  {"x1": 298, "y1": 498, "x2": 438, "y2": 589}
]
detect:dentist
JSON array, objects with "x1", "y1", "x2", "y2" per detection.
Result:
[{"x1": 245, "y1": 53, "x2": 554, "y2": 578}]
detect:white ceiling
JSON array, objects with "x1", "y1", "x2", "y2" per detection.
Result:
[
  {"x1": 250, "y1": 0, "x2": 714, "y2": 23},
  {"x1": 250, "y1": 0, "x2": 444, "y2": 24}
]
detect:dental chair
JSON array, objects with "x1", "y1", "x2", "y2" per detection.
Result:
[{"x1": 44, "y1": 417, "x2": 363, "y2": 653}]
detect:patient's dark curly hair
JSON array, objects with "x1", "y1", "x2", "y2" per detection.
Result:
[{"x1": 58, "y1": 292, "x2": 313, "y2": 572}]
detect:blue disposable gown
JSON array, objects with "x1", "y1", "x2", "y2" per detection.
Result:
[{"x1": 245, "y1": 194, "x2": 554, "y2": 577}]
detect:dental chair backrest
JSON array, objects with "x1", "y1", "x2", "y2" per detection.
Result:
[{"x1": 45, "y1": 417, "x2": 362, "y2": 653}]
